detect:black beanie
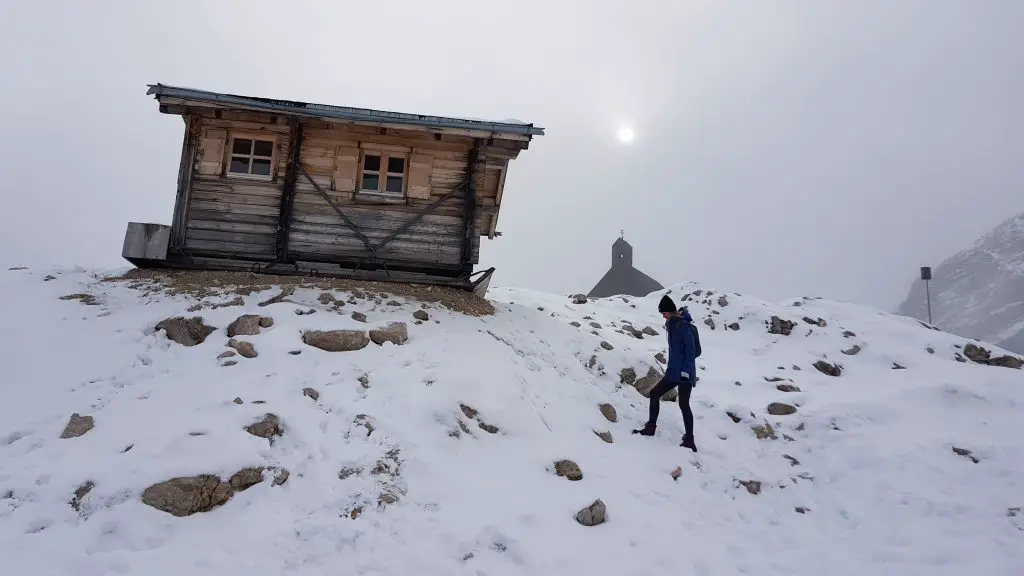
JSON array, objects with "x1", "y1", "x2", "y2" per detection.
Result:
[{"x1": 658, "y1": 295, "x2": 677, "y2": 314}]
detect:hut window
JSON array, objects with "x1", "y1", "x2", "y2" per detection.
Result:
[
  {"x1": 228, "y1": 137, "x2": 274, "y2": 178},
  {"x1": 360, "y1": 153, "x2": 406, "y2": 196}
]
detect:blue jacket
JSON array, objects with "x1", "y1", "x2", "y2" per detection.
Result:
[{"x1": 664, "y1": 310, "x2": 697, "y2": 384}]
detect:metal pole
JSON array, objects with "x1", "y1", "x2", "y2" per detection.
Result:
[{"x1": 925, "y1": 279, "x2": 932, "y2": 325}]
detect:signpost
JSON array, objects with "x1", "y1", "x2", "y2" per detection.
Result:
[{"x1": 920, "y1": 266, "x2": 933, "y2": 325}]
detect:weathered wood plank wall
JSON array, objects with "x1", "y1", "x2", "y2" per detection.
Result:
[{"x1": 172, "y1": 109, "x2": 523, "y2": 271}]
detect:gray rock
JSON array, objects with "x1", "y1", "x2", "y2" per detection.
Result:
[
  {"x1": 228, "y1": 466, "x2": 289, "y2": 492},
  {"x1": 595, "y1": 430, "x2": 613, "y2": 443},
  {"x1": 767, "y1": 402, "x2": 797, "y2": 416},
  {"x1": 302, "y1": 387, "x2": 320, "y2": 401},
  {"x1": 718, "y1": 295, "x2": 729, "y2": 307},
  {"x1": 953, "y1": 446, "x2": 980, "y2": 463},
  {"x1": 642, "y1": 326, "x2": 659, "y2": 336},
  {"x1": 575, "y1": 499, "x2": 606, "y2": 526},
  {"x1": 217, "y1": 350, "x2": 237, "y2": 359},
  {"x1": 841, "y1": 344, "x2": 861, "y2": 356},
  {"x1": 776, "y1": 384, "x2": 801, "y2": 393},
  {"x1": 233, "y1": 397, "x2": 243, "y2": 404},
  {"x1": 590, "y1": 321, "x2": 602, "y2": 329},
  {"x1": 303, "y1": 329, "x2": 370, "y2": 352},
  {"x1": 704, "y1": 317, "x2": 716, "y2": 330},
  {"x1": 570, "y1": 321, "x2": 581, "y2": 328},
  {"x1": 70, "y1": 481, "x2": 95, "y2": 512},
  {"x1": 813, "y1": 360, "x2": 842, "y2": 376},
  {"x1": 619, "y1": 368, "x2": 637, "y2": 386},
  {"x1": 369, "y1": 322, "x2": 409, "y2": 346},
  {"x1": 632, "y1": 367, "x2": 679, "y2": 402},
  {"x1": 599, "y1": 341, "x2": 614, "y2": 351},
  {"x1": 227, "y1": 314, "x2": 267, "y2": 337},
  {"x1": 245, "y1": 413, "x2": 282, "y2": 440},
  {"x1": 572, "y1": 294, "x2": 588, "y2": 304},
  {"x1": 227, "y1": 338, "x2": 257, "y2": 358},
  {"x1": 738, "y1": 480, "x2": 762, "y2": 495},
  {"x1": 413, "y1": 310, "x2": 430, "y2": 321},
  {"x1": 156, "y1": 316, "x2": 215, "y2": 346},
  {"x1": 351, "y1": 312, "x2": 368, "y2": 323},
  {"x1": 727, "y1": 322, "x2": 740, "y2": 331},
  {"x1": 60, "y1": 413, "x2": 94, "y2": 439},
  {"x1": 141, "y1": 475, "x2": 233, "y2": 517},
  {"x1": 554, "y1": 459, "x2": 583, "y2": 481},
  {"x1": 767, "y1": 316, "x2": 796, "y2": 336},
  {"x1": 599, "y1": 403, "x2": 618, "y2": 423}
]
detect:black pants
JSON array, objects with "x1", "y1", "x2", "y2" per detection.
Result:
[{"x1": 648, "y1": 377, "x2": 694, "y2": 436}]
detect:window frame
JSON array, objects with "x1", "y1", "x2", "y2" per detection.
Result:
[
  {"x1": 225, "y1": 134, "x2": 278, "y2": 181},
  {"x1": 357, "y1": 148, "x2": 408, "y2": 199}
]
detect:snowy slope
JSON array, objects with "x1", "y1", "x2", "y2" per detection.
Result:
[
  {"x1": 897, "y1": 211, "x2": 1024, "y2": 353},
  {"x1": 2, "y1": 266, "x2": 1023, "y2": 576}
]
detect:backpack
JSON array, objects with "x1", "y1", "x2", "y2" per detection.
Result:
[{"x1": 689, "y1": 322, "x2": 702, "y2": 358}]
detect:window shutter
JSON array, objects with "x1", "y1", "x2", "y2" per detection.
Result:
[
  {"x1": 408, "y1": 152, "x2": 433, "y2": 199},
  {"x1": 197, "y1": 128, "x2": 226, "y2": 175},
  {"x1": 333, "y1": 145, "x2": 359, "y2": 192}
]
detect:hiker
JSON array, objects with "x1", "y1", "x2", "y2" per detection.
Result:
[{"x1": 632, "y1": 295, "x2": 698, "y2": 451}]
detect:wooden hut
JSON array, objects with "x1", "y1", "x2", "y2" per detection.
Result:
[{"x1": 122, "y1": 84, "x2": 544, "y2": 293}]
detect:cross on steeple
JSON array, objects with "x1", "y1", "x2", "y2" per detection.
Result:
[{"x1": 620, "y1": 229, "x2": 624, "y2": 240}]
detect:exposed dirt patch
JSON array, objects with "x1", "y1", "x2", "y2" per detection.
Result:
[{"x1": 103, "y1": 269, "x2": 494, "y2": 316}]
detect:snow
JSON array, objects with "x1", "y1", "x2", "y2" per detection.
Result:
[{"x1": 2, "y1": 268, "x2": 1023, "y2": 576}]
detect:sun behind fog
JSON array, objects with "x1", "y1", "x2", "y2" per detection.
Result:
[{"x1": 617, "y1": 127, "x2": 635, "y2": 144}]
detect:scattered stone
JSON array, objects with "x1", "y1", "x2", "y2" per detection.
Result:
[
  {"x1": 217, "y1": 350, "x2": 237, "y2": 359},
  {"x1": 8, "y1": 266, "x2": 27, "y2": 270},
  {"x1": 570, "y1": 321, "x2": 582, "y2": 328},
  {"x1": 599, "y1": 403, "x2": 618, "y2": 423},
  {"x1": 369, "y1": 322, "x2": 409, "y2": 346},
  {"x1": 795, "y1": 506, "x2": 810, "y2": 514},
  {"x1": 633, "y1": 366, "x2": 677, "y2": 401},
  {"x1": 294, "y1": 308, "x2": 317, "y2": 316},
  {"x1": 589, "y1": 321, "x2": 602, "y2": 329},
  {"x1": 588, "y1": 355, "x2": 598, "y2": 369},
  {"x1": 655, "y1": 351, "x2": 667, "y2": 364},
  {"x1": 764, "y1": 376, "x2": 786, "y2": 382},
  {"x1": 156, "y1": 316, "x2": 216, "y2": 346},
  {"x1": 302, "y1": 387, "x2": 320, "y2": 401},
  {"x1": 767, "y1": 316, "x2": 796, "y2": 336},
  {"x1": 572, "y1": 294, "x2": 588, "y2": 304},
  {"x1": 595, "y1": 430, "x2": 613, "y2": 443},
  {"x1": 575, "y1": 499, "x2": 606, "y2": 526},
  {"x1": 59, "y1": 293, "x2": 99, "y2": 305},
  {"x1": 892, "y1": 362, "x2": 907, "y2": 370},
  {"x1": 229, "y1": 466, "x2": 290, "y2": 491},
  {"x1": 841, "y1": 345, "x2": 861, "y2": 356},
  {"x1": 554, "y1": 459, "x2": 583, "y2": 481},
  {"x1": 353, "y1": 414, "x2": 375, "y2": 436},
  {"x1": 302, "y1": 329, "x2": 370, "y2": 352},
  {"x1": 619, "y1": 368, "x2": 637, "y2": 386},
  {"x1": 718, "y1": 295, "x2": 729, "y2": 307},
  {"x1": 726, "y1": 411, "x2": 743, "y2": 424},
  {"x1": 221, "y1": 360, "x2": 237, "y2": 367},
  {"x1": 70, "y1": 481, "x2": 95, "y2": 512},
  {"x1": 317, "y1": 293, "x2": 336, "y2": 305},
  {"x1": 842, "y1": 330, "x2": 856, "y2": 338},
  {"x1": 926, "y1": 347, "x2": 935, "y2": 354},
  {"x1": 813, "y1": 360, "x2": 842, "y2": 376},
  {"x1": 141, "y1": 475, "x2": 232, "y2": 517},
  {"x1": 776, "y1": 383, "x2": 801, "y2": 393},
  {"x1": 227, "y1": 338, "x2": 257, "y2": 358},
  {"x1": 288, "y1": 349, "x2": 301, "y2": 355},
  {"x1": 233, "y1": 397, "x2": 243, "y2": 405},
  {"x1": 738, "y1": 480, "x2": 761, "y2": 495},
  {"x1": 963, "y1": 343, "x2": 1023, "y2": 369},
  {"x1": 727, "y1": 322, "x2": 740, "y2": 331},
  {"x1": 413, "y1": 310, "x2": 430, "y2": 321},
  {"x1": 952, "y1": 446, "x2": 980, "y2": 464},
  {"x1": 43, "y1": 274, "x2": 56, "y2": 281},
  {"x1": 459, "y1": 403, "x2": 478, "y2": 420},
  {"x1": 792, "y1": 365, "x2": 802, "y2": 371},
  {"x1": 386, "y1": 300, "x2": 401, "y2": 307},
  {"x1": 244, "y1": 413, "x2": 282, "y2": 440},
  {"x1": 955, "y1": 353, "x2": 967, "y2": 363},
  {"x1": 351, "y1": 311, "x2": 368, "y2": 323},
  {"x1": 257, "y1": 286, "x2": 295, "y2": 307},
  {"x1": 734, "y1": 381, "x2": 742, "y2": 386},
  {"x1": 478, "y1": 422, "x2": 499, "y2": 434},
  {"x1": 227, "y1": 314, "x2": 271, "y2": 337},
  {"x1": 671, "y1": 466, "x2": 683, "y2": 481},
  {"x1": 767, "y1": 402, "x2": 797, "y2": 416},
  {"x1": 641, "y1": 326, "x2": 659, "y2": 337},
  {"x1": 60, "y1": 413, "x2": 94, "y2": 439},
  {"x1": 704, "y1": 317, "x2": 716, "y2": 330},
  {"x1": 783, "y1": 454, "x2": 800, "y2": 466},
  {"x1": 752, "y1": 422, "x2": 778, "y2": 440},
  {"x1": 802, "y1": 316, "x2": 827, "y2": 327},
  {"x1": 339, "y1": 467, "x2": 362, "y2": 480},
  {"x1": 599, "y1": 341, "x2": 614, "y2": 351},
  {"x1": 257, "y1": 316, "x2": 273, "y2": 328},
  {"x1": 358, "y1": 374, "x2": 370, "y2": 389}
]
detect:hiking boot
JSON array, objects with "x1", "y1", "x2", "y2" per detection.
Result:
[
  {"x1": 632, "y1": 423, "x2": 656, "y2": 436},
  {"x1": 680, "y1": 434, "x2": 697, "y2": 452}
]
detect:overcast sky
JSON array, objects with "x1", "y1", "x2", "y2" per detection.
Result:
[{"x1": 1, "y1": 0, "x2": 1021, "y2": 310}]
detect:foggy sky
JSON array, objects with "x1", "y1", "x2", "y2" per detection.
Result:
[{"x1": 1, "y1": 0, "x2": 1021, "y2": 311}]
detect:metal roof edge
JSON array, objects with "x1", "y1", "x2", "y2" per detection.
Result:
[{"x1": 147, "y1": 83, "x2": 545, "y2": 137}]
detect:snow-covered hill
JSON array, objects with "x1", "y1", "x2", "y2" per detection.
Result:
[
  {"x1": 2, "y1": 266, "x2": 1023, "y2": 576},
  {"x1": 896, "y1": 212, "x2": 1024, "y2": 354}
]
